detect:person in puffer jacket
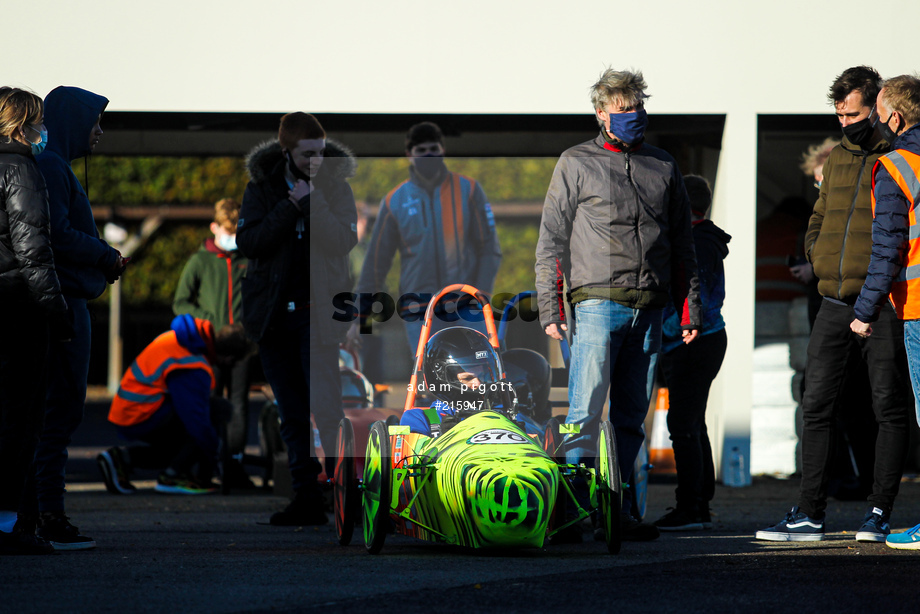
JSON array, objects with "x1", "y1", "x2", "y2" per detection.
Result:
[
  {"x1": 0, "y1": 87, "x2": 69, "y2": 556},
  {"x1": 237, "y1": 112, "x2": 357, "y2": 527},
  {"x1": 535, "y1": 68, "x2": 701, "y2": 543},
  {"x1": 758, "y1": 66, "x2": 911, "y2": 545}
]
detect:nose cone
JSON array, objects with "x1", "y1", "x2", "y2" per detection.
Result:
[{"x1": 463, "y1": 460, "x2": 558, "y2": 547}]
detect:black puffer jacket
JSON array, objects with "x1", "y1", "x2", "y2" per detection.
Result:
[
  {"x1": 0, "y1": 139, "x2": 67, "y2": 313},
  {"x1": 237, "y1": 139, "x2": 357, "y2": 344}
]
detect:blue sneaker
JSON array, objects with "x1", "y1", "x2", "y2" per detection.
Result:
[
  {"x1": 855, "y1": 507, "x2": 890, "y2": 543},
  {"x1": 755, "y1": 506, "x2": 825, "y2": 541},
  {"x1": 886, "y1": 523, "x2": 920, "y2": 550}
]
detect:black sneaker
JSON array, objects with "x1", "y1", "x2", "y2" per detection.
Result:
[
  {"x1": 222, "y1": 459, "x2": 256, "y2": 489},
  {"x1": 97, "y1": 447, "x2": 137, "y2": 494},
  {"x1": 37, "y1": 512, "x2": 96, "y2": 551},
  {"x1": 855, "y1": 506, "x2": 890, "y2": 543},
  {"x1": 270, "y1": 493, "x2": 328, "y2": 526},
  {"x1": 654, "y1": 508, "x2": 704, "y2": 532},
  {"x1": 620, "y1": 512, "x2": 660, "y2": 541},
  {"x1": 0, "y1": 528, "x2": 55, "y2": 556},
  {"x1": 700, "y1": 507, "x2": 713, "y2": 529},
  {"x1": 755, "y1": 506, "x2": 824, "y2": 542}
]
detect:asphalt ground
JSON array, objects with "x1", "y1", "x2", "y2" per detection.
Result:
[{"x1": 4, "y1": 401, "x2": 920, "y2": 613}]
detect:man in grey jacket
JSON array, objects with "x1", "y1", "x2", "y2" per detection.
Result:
[{"x1": 535, "y1": 69, "x2": 701, "y2": 542}]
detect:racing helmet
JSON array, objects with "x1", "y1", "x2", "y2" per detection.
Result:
[{"x1": 423, "y1": 327, "x2": 504, "y2": 407}]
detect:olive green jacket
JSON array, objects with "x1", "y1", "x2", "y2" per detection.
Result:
[{"x1": 805, "y1": 135, "x2": 889, "y2": 301}]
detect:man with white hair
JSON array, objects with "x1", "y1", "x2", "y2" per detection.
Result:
[{"x1": 535, "y1": 68, "x2": 701, "y2": 542}]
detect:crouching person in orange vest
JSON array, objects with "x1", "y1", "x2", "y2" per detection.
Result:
[{"x1": 97, "y1": 315, "x2": 251, "y2": 495}]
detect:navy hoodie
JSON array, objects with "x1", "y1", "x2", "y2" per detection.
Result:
[
  {"x1": 37, "y1": 86, "x2": 118, "y2": 299},
  {"x1": 166, "y1": 314, "x2": 218, "y2": 457}
]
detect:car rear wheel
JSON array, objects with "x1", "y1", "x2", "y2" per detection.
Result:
[
  {"x1": 363, "y1": 420, "x2": 391, "y2": 554},
  {"x1": 334, "y1": 418, "x2": 358, "y2": 546},
  {"x1": 596, "y1": 420, "x2": 622, "y2": 554}
]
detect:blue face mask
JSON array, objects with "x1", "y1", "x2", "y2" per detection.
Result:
[
  {"x1": 216, "y1": 233, "x2": 237, "y2": 252},
  {"x1": 607, "y1": 108, "x2": 648, "y2": 145},
  {"x1": 27, "y1": 126, "x2": 48, "y2": 156}
]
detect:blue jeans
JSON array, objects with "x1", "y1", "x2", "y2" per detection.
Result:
[
  {"x1": 564, "y1": 299, "x2": 661, "y2": 500},
  {"x1": 903, "y1": 319, "x2": 920, "y2": 426},
  {"x1": 33, "y1": 298, "x2": 91, "y2": 513}
]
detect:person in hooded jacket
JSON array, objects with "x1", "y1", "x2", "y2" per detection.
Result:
[
  {"x1": 0, "y1": 86, "x2": 70, "y2": 556},
  {"x1": 237, "y1": 112, "x2": 357, "y2": 526},
  {"x1": 101, "y1": 315, "x2": 250, "y2": 495},
  {"x1": 651, "y1": 175, "x2": 730, "y2": 532},
  {"x1": 28, "y1": 86, "x2": 127, "y2": 550}
]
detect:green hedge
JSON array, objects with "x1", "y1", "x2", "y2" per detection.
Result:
[{"x1": 85, "y1": 156, "x2": 553, "y2": 306}]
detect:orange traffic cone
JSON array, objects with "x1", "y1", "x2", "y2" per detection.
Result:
[{"x1": 648, "y1": 387, "x2": 677, "y2": 474}]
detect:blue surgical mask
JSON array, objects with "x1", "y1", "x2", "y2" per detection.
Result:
[
  {"x1": 607, "y1": 109, "x2": 648, "y2": 145},
  {"x1": 27, "y1": 126, "x2": 47, "y2": 156},
  {"x1": 216, "y1": 233, "x2": 237, "y2": 252}
]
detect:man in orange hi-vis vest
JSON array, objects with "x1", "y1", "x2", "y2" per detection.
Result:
[
  {"x1": 97, "y1": 315, "x2": 250, "y2": 495},
  {"x1": 849, "y1": 74, "x2": 920, "y2": 549}
]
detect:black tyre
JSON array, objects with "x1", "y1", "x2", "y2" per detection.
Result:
[
  {"x1": 362, "y1": 421, "x2": 391, "y2": 554},
  {"x1": 596, "y1": 421, "x2": 622, "y2": 554},
  {"x1": 334, "y1": 418, "x2": 358, "y2": 546},
  {"x1": 629, "y1": 439, "x2": 650, "y2": 520}
]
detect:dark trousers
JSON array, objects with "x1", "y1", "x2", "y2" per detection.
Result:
[
  {"x1": 0, "y1": 302, "x2": 50, "y2": 513},
  {"x1": 213, "y1": 353, "x2": 254, "y2": 456},
  {"x1": 118, "y1": 398, "x2": 228, "y2": 479},
  {"x1": 660, "y1": 328, "x2": 727, "y2": 514},
  {"x1": 798, "y1": 300, "x2": 911, "y2": 518},
  {"x1": 258, "y1": 309, "x2": 342, "y2": 494},
  {"x1": 33, "y1": 297, "x2": 90, "y2": 513}
]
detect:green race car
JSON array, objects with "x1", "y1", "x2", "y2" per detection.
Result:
[{"x1": 334, "y1": 410, "x2": 623, "y2": 553}]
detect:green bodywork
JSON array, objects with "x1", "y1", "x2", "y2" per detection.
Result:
[{"x1": 389, "y1": 411, "x2": 560, "y2": 548}]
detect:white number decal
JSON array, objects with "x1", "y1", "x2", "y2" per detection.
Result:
[{"x1": 468, "y1": 429, "x2": 527, "y2": 445}]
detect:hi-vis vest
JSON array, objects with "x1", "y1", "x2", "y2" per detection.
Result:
[
  {"x1": 872, "y1": 148, "x2": 920, "y2": 319},
  {"x1": 108, "y1": 330, "x2": 215, "y2": 427}
]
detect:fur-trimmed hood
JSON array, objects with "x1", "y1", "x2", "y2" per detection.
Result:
[{"x1": 245, "y1": 138, "x2": 357, "y2": 186}]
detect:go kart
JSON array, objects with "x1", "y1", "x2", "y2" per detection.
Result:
[{"x1": 333, "y1": 284, "x2": 624, "y2": 554}]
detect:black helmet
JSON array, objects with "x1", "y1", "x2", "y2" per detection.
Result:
[{"x1": 423, "y1": 327, "x2": 504, "y2": 406}]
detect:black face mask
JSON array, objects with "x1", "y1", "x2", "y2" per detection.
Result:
[
  {"x1": 841, "y1": 116, "x2": 874, "y2": 147},
  {"x1": 874, "y1": 113, "x2": 899, "y2": 144},
  {"x1": 413, "y1": 155, "x2": 446, "y2": 179},
  {"x1": 285, "y1": 151, "x2": 311, "y2": 182}
]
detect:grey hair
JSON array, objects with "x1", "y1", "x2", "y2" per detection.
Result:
[{"x1": 590, "y1": 69, "x2": 650, "y2": 126}]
